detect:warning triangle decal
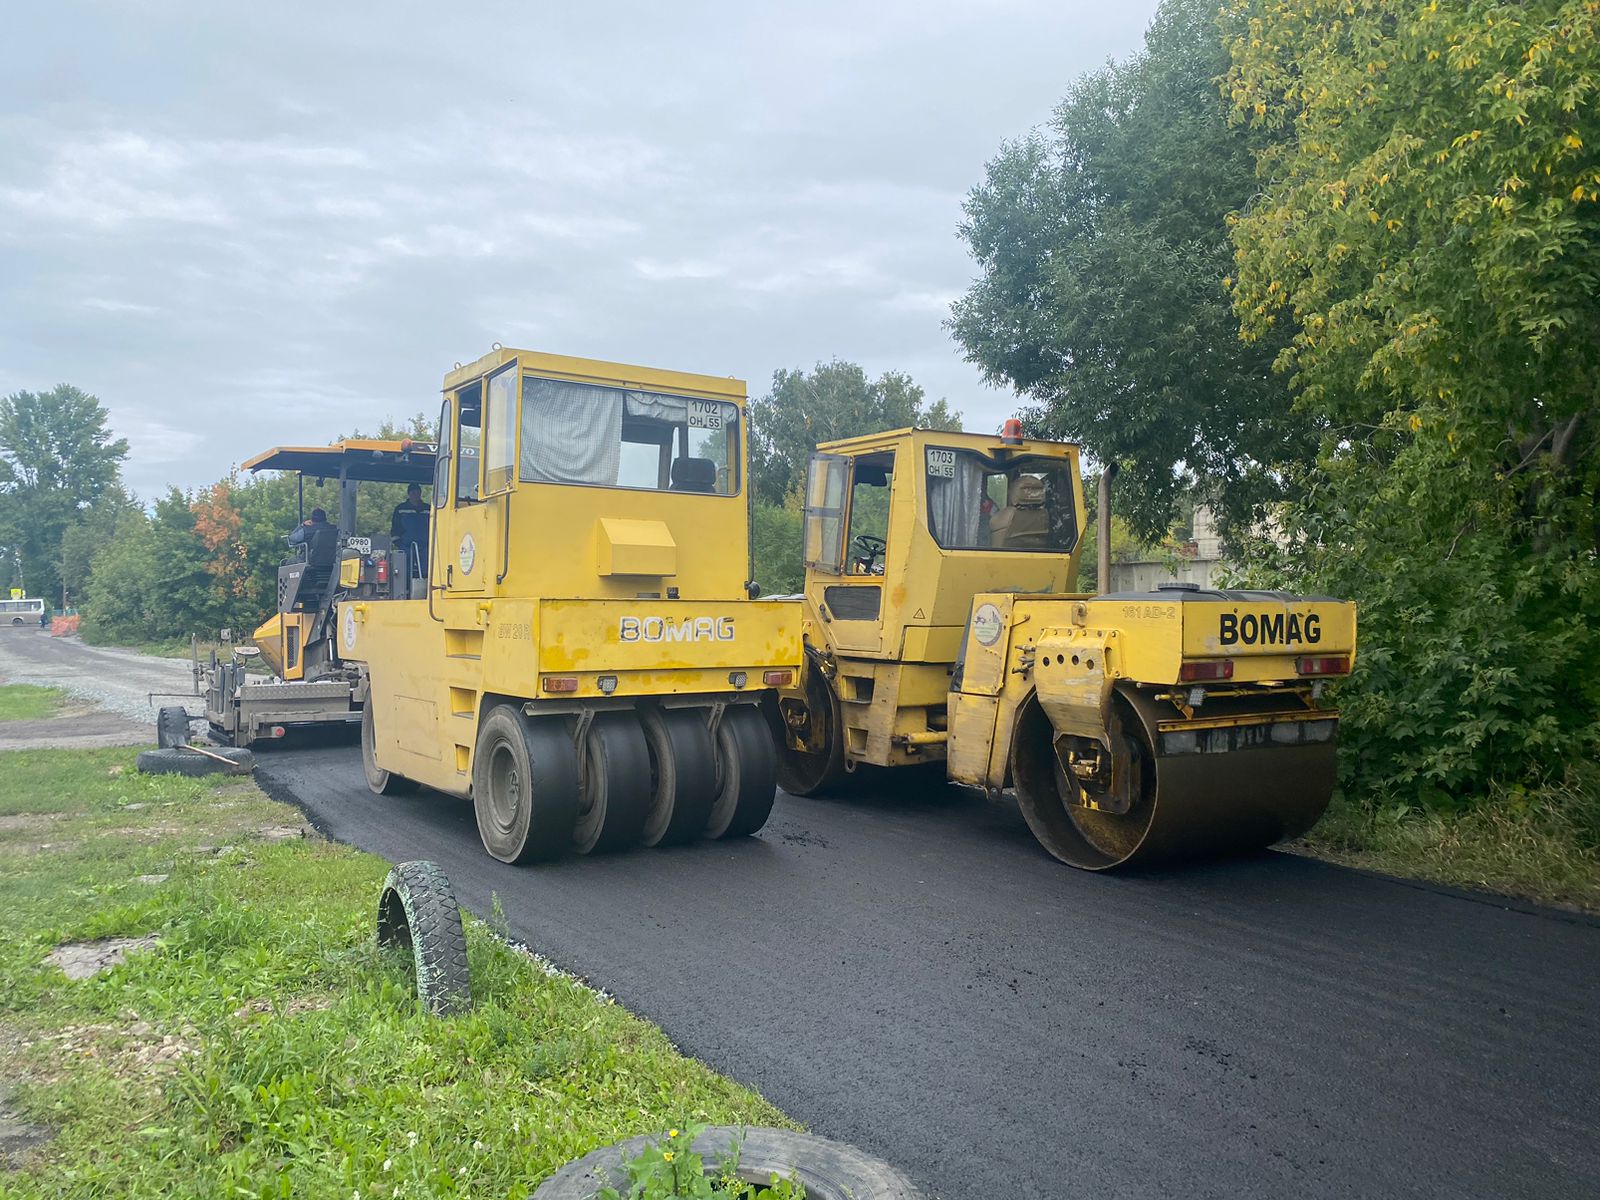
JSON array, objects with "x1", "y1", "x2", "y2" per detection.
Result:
[{"x1": 913, "y1": 608, "x2": 926, "y2": 620}]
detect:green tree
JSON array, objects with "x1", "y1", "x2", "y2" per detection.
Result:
[
  {"x1": 59, "y1": 484, "x2": 138, "y2": 611},
  {"x1": 951, "y1": 0, "x2": 1312, "y2": 541},
  {"x1": 748, "y1": 362, "x2": 960, "y2": 507},
  {"x1": 1224, "y1": 0, "x2": 1600, "y2": 802},
  {"x1": 0, "y1": 384, "x2": 129, "y2": 601}
]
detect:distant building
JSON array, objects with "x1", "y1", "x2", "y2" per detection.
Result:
[{"x1": 1108, "y1": 505, "x2": 1225, "y2": 593}]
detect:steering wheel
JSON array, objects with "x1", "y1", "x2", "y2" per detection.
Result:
[{"x1": 851, "y1": 533, "x2": 887, "y2": 575}]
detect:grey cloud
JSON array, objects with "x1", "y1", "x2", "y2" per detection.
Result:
[{"x1": 2, "y1": 1, "x2": 1158, "y2": 500}]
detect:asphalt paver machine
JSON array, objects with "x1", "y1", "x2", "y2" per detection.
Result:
[{"x1": 199, "y1": 439, "x2": 436, "y2": 746}]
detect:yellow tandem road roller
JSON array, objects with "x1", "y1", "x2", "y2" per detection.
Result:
[
  {"x1": 338, "y1": 349, "x2": 802, "y2": 864},
  {"x1": 772, "y1": 423, "x2": 1357, "y2": 870}
]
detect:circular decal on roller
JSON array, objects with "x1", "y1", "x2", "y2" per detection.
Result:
[
  {"x1": 342, "y1": 606, "x2": 358, "y2": 652},
  {"x1": 458, "y1": 532, "x2": 476, "y2": 576},
  {"x1": 971, "y1": 602, "x2": 1003, "y2": 647}
]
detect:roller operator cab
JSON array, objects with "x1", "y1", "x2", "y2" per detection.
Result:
[
  {"x1": 775, "y1": 425, "x2": 1358, "y2": 871},
  {"x1": 339, "y1": 349, "x2": 802, "y2": 864}
]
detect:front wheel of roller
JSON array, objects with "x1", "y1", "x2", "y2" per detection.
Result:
[
  {"x1": 572, "y1": 712, "x2": 652, "y2": 854},
  {"x1": 705, "y1": 705, "x2": 778, "y2": 839},
  {"x1": 638, "y1": 708, "x2": 717, "y2": 847},
  {"x1": 472, "y1": 706, "x2": 581, "y2": 864}
]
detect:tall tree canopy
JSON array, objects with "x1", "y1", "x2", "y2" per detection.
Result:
[
  {"x1": 952, "y1": 0, "x2": 1312, "y2": 540},
  {"x1": 1224, "y1": 0, "x2": 1600, "y2": 800},
  {"x1": 0, "y1": 384, "x2": 128, "y2": 599},
  {"x1": 748, "y1": 361, "x2": 960, "y2": 506}
]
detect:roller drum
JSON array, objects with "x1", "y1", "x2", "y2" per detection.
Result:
[{"x1": 1013, "y1": 684, "x2": 1336, "y2": 871}]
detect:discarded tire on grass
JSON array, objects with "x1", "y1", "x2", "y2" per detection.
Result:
[
  {"x1": 135, "y1": 746, "x2": 255, "y2": 776},
  {"x1": 156, "y1": 706, "x2": 192, "y2": 749},
  {"x1": 376, "y1": 860, "x2": 472, "y2": 1016},
  {"x1": 534, "y1": 1126, "x2": 925, "y2": 1199}
]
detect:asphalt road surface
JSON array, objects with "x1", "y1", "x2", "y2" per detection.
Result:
[{"x1": 254, "y1": 741, "x2": 1600, "y2": 1200}]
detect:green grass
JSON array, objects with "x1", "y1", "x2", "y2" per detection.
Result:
[
  {"x1": 1297, "y1": 777, "x2": 1600, "y2": 913},
  {"x1": 0, "y1": 748, "x2": 789, "y2": 1197},
  {"x1": 0, "y1": 684, "x2": 65, "y2": 722}
]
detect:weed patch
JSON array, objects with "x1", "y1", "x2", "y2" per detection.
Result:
[
  {"x1": 1297, "y1": 774, "x2": 1600, "y2": 912},
  {"x1": 0, "y1": 686, "x2": 65, "y2": 723}
]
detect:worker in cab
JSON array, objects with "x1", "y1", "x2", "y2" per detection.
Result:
[
  {"x1": 288, "y1": 507, "x2": 337, "y2": 567},
  {"x1": 390, "y1": 483, "x2": 430, "y2": 577}
]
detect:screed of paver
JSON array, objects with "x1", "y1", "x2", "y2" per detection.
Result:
[{"x1": 46, "y1": 936, "x2": 159, "y2": 981}]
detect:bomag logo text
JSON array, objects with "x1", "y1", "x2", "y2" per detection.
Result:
[
  {"x1": 1219, "y1": 611, "x2": 1321, "y2": 646},
  {"x1": 619, "y1": 615, "x2": 736, "y2": 643}
]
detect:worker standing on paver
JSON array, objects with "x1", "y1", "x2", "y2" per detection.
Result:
[{"x1": 389, "y1": 483, "x2": 430, "y2": 578}]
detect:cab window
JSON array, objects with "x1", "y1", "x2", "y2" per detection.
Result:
[
  {"x1": 924, "y1": 448, "x2": 1077, "y2": 552},
  {"x1": 519, "y1": 376, "x2": 739, "y2": 495}
]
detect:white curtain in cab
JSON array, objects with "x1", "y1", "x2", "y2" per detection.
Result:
[
  {"x1": 519, "y1": 378, "x2": 624, "y2": 486},
  {"x1": 926, "y1": 455, "x2": 986, "y2": 547}
]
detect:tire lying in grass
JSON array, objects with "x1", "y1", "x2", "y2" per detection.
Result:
[
  {"x1": 135, "y1": 746, "x2": 255, "y2": 776},
  {"x1": 376, "y1": 860, "x2": 472, "y2": 1016},
  {"x1": 534, "y1": 1126, "x2": 926, "y2": 1199},
  {"x1": 156, "y1": 706, "x2": 192, "y2": 749}
]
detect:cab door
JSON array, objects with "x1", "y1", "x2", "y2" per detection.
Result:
[
  {"x1": 803, "y1": 452, "x2": 885, "y2": 654},
  {"x1": 441, "y1": 364, "x2": 518, "y2": 598}
]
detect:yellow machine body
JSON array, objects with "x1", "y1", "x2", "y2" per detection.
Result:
[
  {"x1": 777, "y1": 427, "x2": 1358, "y2": 870},
  {"x1": 340, "y1": 349, "x2": 801, "y2": 864}
]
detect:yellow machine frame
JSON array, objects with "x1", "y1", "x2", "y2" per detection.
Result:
[
  {"x1": 341, "y1": 349, "x2": 802, "y2": 864},
  {"x1": 777, "y1": 426, "x2": 1358, "y2": 871}
]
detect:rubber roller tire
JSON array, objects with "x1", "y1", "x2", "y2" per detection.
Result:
[
  {"x1": 638, "y1": 707, "x2": 717, "y2": 847},
  {"x1": 572, "y1": 712, "x2": 652, "y2": 855},
  {"x1": 135, "y1": 746, "x2": 254, "y2": 776},
  {"x1": 155, "y1": 706, "x2": 192, "y2": 749},
  {"x1": 376, "y1": 860, "x2": 471, "y2": 1016},
  {"x1": 362, "y1": 701, "x2": 418, "y2": 795},
  {"x1": 533, "y1": 1126, "x2": 925, "y2": 1199},
  {"x1": 705, "y1": 704, "x2": 779, "y2": 839},
  {"x1": 472, "y1": 706, "x2": 581, "y2": 864}
]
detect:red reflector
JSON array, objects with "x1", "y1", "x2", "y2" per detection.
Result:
[
  {"x1": 1298, "y1": 655, "x2": 1350, "y2": 677},
  {"x1": 271, "y1": 725, "x2": 286, "y2": 738},
  {"x1": 763, "y1": 670, "x2": 794, "y2": 687},
  {"x1": 1178, "y1": 660, "x2": 1234, "y2": 682},
  {"x1": 541, "y1": 676, "x2": 580, "y2": 693}
]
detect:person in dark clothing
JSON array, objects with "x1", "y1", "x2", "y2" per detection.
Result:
[
  {"x1": 390, "y1": 484, "x2": 430, "y2": 576},
  {"x1": 288, "y1": 507, "x2": 337, "y2": 566}
]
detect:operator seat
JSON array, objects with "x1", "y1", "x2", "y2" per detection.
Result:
[
  {"x1": 669, "y1": 457, "x2": 718, "y2": 493},
  {"x1": 990, "y1": 475, "x2": 1050, "y2": 549}
]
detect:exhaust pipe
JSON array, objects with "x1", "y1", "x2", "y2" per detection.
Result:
[{"x1": 1097, "y1": 462, "x2": 1120, "y2": 595}]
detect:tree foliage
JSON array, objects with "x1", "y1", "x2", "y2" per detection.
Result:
[
  {"x1": 748, "y1": 361, "x2": 960, "y2": 508},
  {"x1": 952, "y1": 0, "x2": 1314, "y2": 540},
  {"x1": 1224, "y1": 0, "x2": 1600, "y2": 801},
  {"x1": 0, "y1": 384, "x2": 129, "y2": 600}
]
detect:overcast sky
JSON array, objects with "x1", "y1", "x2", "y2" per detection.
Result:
[{"x1": 2, "y1": 1, "x2": 1159, "y2": 500}]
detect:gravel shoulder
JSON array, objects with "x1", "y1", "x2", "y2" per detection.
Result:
[{"x1": 0, "y1": 632, "x2": 196, "y2": 748}]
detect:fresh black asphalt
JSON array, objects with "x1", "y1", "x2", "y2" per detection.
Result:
[{"x1": 256, "y1": 741, "x2": 1600, "y2": 1200}]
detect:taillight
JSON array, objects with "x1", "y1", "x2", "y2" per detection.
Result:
[
  {"x1": 1298, "y1": 655, "x2": 1350, "y2": 677},
  {"x1": 763, "y1": 670, "x2": 794, "y2": 687},
  {"x1": 1179, "y1": 660, "x2": 1234, "y2": 682},
  {"x1": 541, "y1": 676, "x2": 580, "y2": 693}
]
